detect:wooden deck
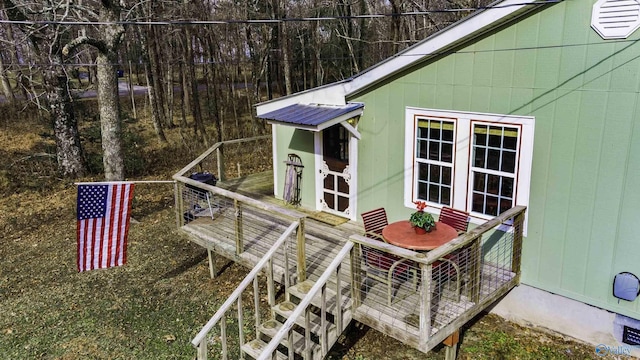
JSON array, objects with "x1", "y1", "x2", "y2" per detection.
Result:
[{"x1": 180, "y1": 172, "x2": 520, "y2": 353}]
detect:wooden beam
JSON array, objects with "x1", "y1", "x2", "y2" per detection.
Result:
[{"x1": 443, "y1": 329, "x2": 459, "y2": 347}]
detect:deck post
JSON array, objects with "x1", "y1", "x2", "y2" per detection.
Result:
[
  {"x1": 469, "y1": 234, "x2": 482, "y2": 303},
  {"x1": 350, "y1": 244, "x2": 361, "y2": 307},
  {"x1": 419, "y1": 262, "x2": 432, "y2": 345},
  {"x1": 216, "y1": 146, "x2": 224, "y2": 182},
  {"x1": 511, "y1": 209, "x2": 525, "y2": 283},
  {"x1": 235, "y1": 199, "x2": 244, "y2": 254},
  {"x1": 208, "y1": 249, "x2": 216, "y2": 278},
  {"x1": 296, "y1": 217, "x2": 306, "y2": 282},
  {"x1": 196, "y1": 340, "x2": 207, "y2": 360},
  {"x1": 443, "y1": 330, "x2": 460, "y2": 360},
  {"x1": 174, "y1": 181, "x2": 182, "y2": 228}
]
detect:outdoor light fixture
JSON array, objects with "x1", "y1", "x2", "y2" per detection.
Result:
[{"x1": 613, "y1": 272, "x2": 640, "y2": 302}]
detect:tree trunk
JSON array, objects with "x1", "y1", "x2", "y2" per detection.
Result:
[
  {"x1": 0, "y1": 53, "x2": 14, "y2": 104},
  {"x1": 281, "y1": 21, "x2": 292, "y2": 95},
  {"x1": 96, "y1": 52, "x2": 124, "y2": 181},
  {"x1": 44, "y1": 68, "x2": 86, "y2": 178},
  {"x1": 149, "y1": 26, "x2": 169, "y2": 128},
  {"x1": 184, "y1": 28, "x2": 206, "y2": 139},
  {"x1": 3, "y1": 19, "x2": 29, "y2": 101},
  {"x1": 144, "y1": 61, "x2": 167, "y2": 142}
]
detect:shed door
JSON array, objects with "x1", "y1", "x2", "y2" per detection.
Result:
[{"x1": 319, "y1": 124, "x2": 352, "y2": 217}]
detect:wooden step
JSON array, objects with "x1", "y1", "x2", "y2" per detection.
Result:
[
  {"x1": 257, "y1": 319, "x2": 327, "y2": 360},
  {"x1": 273, "y1": 301, "x2": 337, "y2": 336},
  {"x1": 287, "y1": 280, "x2": 352, "y2": 316},
  {"x1": 241, "y1": 339, "x2": 287, "y2": 360}
]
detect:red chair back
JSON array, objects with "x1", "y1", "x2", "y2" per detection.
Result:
[
  {"x1": 361, "y1": 208, "x2": 388, "y2": 237},
  {"x1": 360, "y1": 208, "x2": 404, "y2": 272},
  {"x1": 439, "y1": 207, "x2": 469, "y2": 233}
]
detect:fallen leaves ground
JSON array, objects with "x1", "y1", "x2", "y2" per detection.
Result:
[{"x1": 0, "y1": 110, "x2": 605, "y2": 359}]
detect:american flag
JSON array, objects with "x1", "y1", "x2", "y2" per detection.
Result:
[{"x1": 76, "y1": 183, "x2": 135, "y2": 272}]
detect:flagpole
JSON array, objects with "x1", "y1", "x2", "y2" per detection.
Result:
[{"x1": 74, "y1": 180, "x2": 176, "y2": 185}]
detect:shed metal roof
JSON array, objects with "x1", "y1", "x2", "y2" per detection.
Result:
[{"x1": 257, "y1": 103, "x2": 364, "y2": 131}]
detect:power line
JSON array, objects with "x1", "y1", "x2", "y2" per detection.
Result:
[
  {"x1": 11, "y1": 37, "x2": 637, "y2": 68},
  {"x1": 0, "y1": 1, "x2": 561, "y2": 26}
]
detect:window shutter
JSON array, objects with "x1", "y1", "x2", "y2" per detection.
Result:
[{"x1": 592, "y1": 0, "x2": 640, "y2": 39}]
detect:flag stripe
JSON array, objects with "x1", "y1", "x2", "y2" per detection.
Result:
[
  {"x1": 116, "y1": 188, "x2": 133, "y2": 265},
  {"x1": 76, "y1": 183, "x2": 135, "y2": 272}
]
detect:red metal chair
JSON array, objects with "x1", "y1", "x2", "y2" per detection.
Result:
[
  {"x1": 435, "y1": 207, "x2": 470, "y2": 301},
  {"x1": 361, "y1": 207, "x2": 388, "y2": 240},
  {"x1": 439, "y1": 207, "x2": 470, "y2": 235},
  {"x1": 360, "y1": 208, "x2": 417, "y2": 305}
]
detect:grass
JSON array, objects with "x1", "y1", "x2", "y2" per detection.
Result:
[{"x1": 0, "y1": 105, "x2": 602, "y2": 359}]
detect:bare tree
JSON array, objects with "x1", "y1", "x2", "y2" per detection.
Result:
[
  {"x1": 0, "y1": 49, "x2": 14, "y2": 104},
  {"x1": 2, "y1": 0, "x2": 87, "y2": 178},
  {"x1": 63, "y1": 0, "x2": 127, "y2": 181}
]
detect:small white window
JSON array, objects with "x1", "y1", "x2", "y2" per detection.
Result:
[{"x1": 414, "y1": 118, "x2": 455, "y2": 206}]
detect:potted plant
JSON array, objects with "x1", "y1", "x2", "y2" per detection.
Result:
[{"x1": 409, "y1": 201, "x2": 436, "y2": 234}]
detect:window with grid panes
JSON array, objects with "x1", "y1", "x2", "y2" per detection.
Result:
[
  {"x1": 414, "y1": 118, "x2": 455, "y2": 206},
  {"x1": 469, "y1": 124, "x2": 519, "y2": 216},
  {"x1": 405, "y1": 108, "x2": 534, "y2": 227}
]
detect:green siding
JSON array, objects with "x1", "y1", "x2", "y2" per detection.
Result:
[
  {"x1": 274, "y1": 126, "x2": 316, "y2": 209},
  {"x1": 344, "y1": 0, "x2": 640, "y2": 318}
]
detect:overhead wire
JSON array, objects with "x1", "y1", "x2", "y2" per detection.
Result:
[
  {"x1": 12, "y1": 37, "x2": 639, "y2": 68},
  {"x1": 0, "y1": 1, "x2": 562, "y2": 26}
]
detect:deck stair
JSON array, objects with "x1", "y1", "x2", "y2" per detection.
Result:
[
  {"x1": 242, "y1": 279, "x2": 349, "y2": 359},
  {"x1": 240, "y1": 241, "x2": 354, "y2": 360}
]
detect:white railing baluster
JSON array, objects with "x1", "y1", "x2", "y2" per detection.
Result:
[
  {"x1": 197, "y1": 339, "x2": 207, "y2": 360},
  {"x1": 237, "y1": 297, "x2": 244, "y2": 360},
  {"x1": 321, "y1": 284, "x2": 327, "y2": 356},
  {"x1": 335, "y1": 264, "x2": 342, "y2": 332},
  {"x1": 253, "y1": 277, "x2": 260, "y2": 337},
  {"x1": 267, "y1": 258, "x2": 275, "y2": 307},
  {"x1": 221, "y1": 313, "x2": 227, "y2": 360}
]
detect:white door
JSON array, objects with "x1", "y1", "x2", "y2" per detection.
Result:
[{"x1": 316, "y1": 124, "x2": 356, "y2": 219}]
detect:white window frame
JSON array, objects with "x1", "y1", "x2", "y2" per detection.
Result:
[
  {"x1": 404, "y1": 107, "x2": 534, "y2": 232},
  {"x1": 413, "y1": 117, "x2": 457, "y2": 206}
]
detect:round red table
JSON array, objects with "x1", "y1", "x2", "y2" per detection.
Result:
[{"x1": 382, "y1": 220, "x2": 458, "y2": 250}]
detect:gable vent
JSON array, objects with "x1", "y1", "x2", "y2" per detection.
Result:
[{"x1": 592, "y1": 0, "x2": 640, "y2": 39}]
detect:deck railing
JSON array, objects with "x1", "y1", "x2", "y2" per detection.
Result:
[
  {"x1": 349, "y1": 205, "x2": 526, "y2": 352},
  {"x1": 191, "y1": 222, "x2": 300, "y2": 360},
  {"x1": 257, "y1": 242, "x2": 354, "y2": 360},
  {"x1": 175, "y1": 135, "x2": 272, "y2": 182},
  {"x1": 173, "y1": 136, "x2": 311, "y2": 282}
]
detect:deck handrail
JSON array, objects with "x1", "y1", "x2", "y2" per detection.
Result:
[
  {"x1": 191, "y1": 221, "x2": 299, "y2": 354},
  {"x1": 174, "y1": 174, "x2": 305, "y2": 220},
  {"x1": 423, "y1": 205, "x2": 526, "y2": 263},
  {"x1": 348, "y1": 205, "x2": 527, "y2": 266},
  {"x1": 174, "y1": 135, "x2": 271, "y2": 178},
  {"x1": 257, "y1": 241, "x2": 355, "y2": 360}
]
